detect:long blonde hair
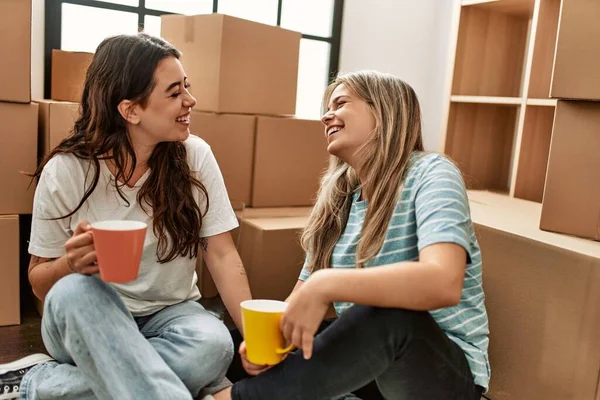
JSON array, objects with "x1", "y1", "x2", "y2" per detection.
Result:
[{"x1": 301, "y1": 70, "x2": 424, "y2": 271}]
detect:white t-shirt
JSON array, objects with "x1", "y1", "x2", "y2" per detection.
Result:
[{"x1": 29, "y1": 135, "x2": 238, "y2": 316}]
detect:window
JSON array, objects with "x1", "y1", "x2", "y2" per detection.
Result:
[{"x1": 45, "y1": 0, "x2": 344, "y2": 118}]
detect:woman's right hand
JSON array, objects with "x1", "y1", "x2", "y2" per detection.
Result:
[
  {"x1": 239, "y1": 341, "x2": 274, "y2": 376},
  {"x1": 64, "y1": 219, "x2": 99, "y2": 275}
]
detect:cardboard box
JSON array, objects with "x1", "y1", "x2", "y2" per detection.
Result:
[
  {"x1": 252, "y1": 117, "x2": 329, "y2": 207},
  {"x1": 0, "y1": 0, "x2": 31, "y2": 103},
  {"x1": 0, "y1": 216, "x2": 21, "y2": 326},
  {"x1": 197, "y1": 207, "x2": 313, "y2": 298},
  {"x1": 161, "y1": 13, "x2": 301, "y2": 115},
  {"x1": 0, "y1": 102, "x2": 38, "y2": 214},
  {"x1": 237, "y1": 216, "x2": 308, "y2": 301},
  {"x1": 540, "y1": 101, "x2": 600, "y2": 241},
  {"x1": 51, "y1": 50, "x2": 93, "y2": 103},
  {"x1": 468, "y1": 191, "x2": 600, "y2": 400},
  {"x1": 35, "y1": 99, "x2": 79, "y2": 159},
  {"x1": 551, "y1": 0, "x2": 600, "y2": 100},
  {"x1": 190, "y1": 112, "x2": 256, "y2": 206}
]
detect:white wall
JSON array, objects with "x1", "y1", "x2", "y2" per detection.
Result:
[{"x1": 339, "y1": 0, "x2": 458, "y2": 151}]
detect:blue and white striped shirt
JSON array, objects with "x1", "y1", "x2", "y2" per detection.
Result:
[{"x1": 299, "y1": 153, "x2": 490, "y2": 390}]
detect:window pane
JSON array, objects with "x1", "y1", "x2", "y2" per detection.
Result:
[
  {"x1": 90, "y1": 0, "x2": 139, "y2": 6},
  {"x1": 61, "y1": 4, "x2": 139, "y2": 53},
  {"x1": 145, "y1": 0, "x2": 212, "y2": 15},
  {"x1": 143, "y1": 15, "x2": 161, "y2": 37},
  {"x1": 218, "y1": 0, "x2": 278, "y2": 26},
  {"x1": 281, "y1": 0, "x2": 334, "y2": 37},
  {"x1": 296, "y1": 39, "x2": 330, "y2": 119}
]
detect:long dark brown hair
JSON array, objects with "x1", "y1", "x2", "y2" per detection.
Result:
[{"x1": 31, "y1": 33, "x2": 208, "y2": 263}]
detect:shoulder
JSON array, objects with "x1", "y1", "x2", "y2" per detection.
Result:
[
  {"x1": 183, "y1": 134, "x2": 212, "y2": 168},
  {"x1": 42, "y1": 153, "x2": 87, "y2": 179},
  {"x1": 405, "y1": 152, "x2": 463, "y2": 187}
]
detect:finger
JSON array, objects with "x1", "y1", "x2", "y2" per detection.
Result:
[
  {"x1": 239, "y1": 341, "x2": 247, "y2": 355},
  {"x1": 79, "y1": 265, "x2": 100, "y2": 275},
  {"x1": 291, "y1": 328, "x2": 303, "y2": 351},
  {"x1": 280, "y1": 316, "x2": 293, "y2": 344},
  {"x1": 78, "y1": 251, "x2": 97, "y2": 267},
  {"x1": 302, "y1": 332, "x2": 314, "y2": 360},
  {"x1": 73, "y1": 220, "x2": 91, "y2": 236},
  {"x1": 66, "y1": 232, "x2": 94, "y2": 250}
]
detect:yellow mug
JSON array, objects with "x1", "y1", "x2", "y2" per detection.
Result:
[{"x1": 241, "y1": 299, "x2": 295, "y2": 365}]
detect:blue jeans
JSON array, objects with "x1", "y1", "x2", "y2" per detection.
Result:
[
  {"x1": 232, "y1": 305, "x2": 484, "y2": 400},
  {"x1": 20, "y1": 274, "x2": 234, "y2": 400}
]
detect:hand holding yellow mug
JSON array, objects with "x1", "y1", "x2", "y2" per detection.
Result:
[{"x1": 241, "y1": 300, "x2": 295, "y2": 365}]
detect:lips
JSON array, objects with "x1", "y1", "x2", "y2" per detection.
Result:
[
  {"x1": 176, "y1": 114, "x2": 190, "y2": 123},
  {"x1": 326, "y1": 125, "x2": 344, "y2": 136}
]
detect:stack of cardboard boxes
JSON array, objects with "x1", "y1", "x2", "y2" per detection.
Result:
[
  {"x1": 539, "y1": 0, "x2": 600, "y2": 243},
  {"x1": 160, "y1": 13, "x2": 330, "y2": 301},
  {"x1": 0, "y1": 0, "x2": 38, "y2": 327}
]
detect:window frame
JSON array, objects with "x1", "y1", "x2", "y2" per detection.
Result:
[{"x1": 44, "y1": 0, "x2": 345, "y2": 99}]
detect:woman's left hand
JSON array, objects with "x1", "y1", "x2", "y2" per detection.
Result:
[{"x1": 280, "y1": 272, "x2": 331, "y2": 360}]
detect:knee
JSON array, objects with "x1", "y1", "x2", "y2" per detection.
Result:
[
  {"x1": 44, "y1": 274, "x2": 117, "y2": 316},
  {"x1": 172, "y1": 320, "x2": 234, "y2": 382}
]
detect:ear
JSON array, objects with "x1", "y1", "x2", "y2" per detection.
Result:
[{"x1": 117, "y1": 99, "x2": 141, "y2": 125}]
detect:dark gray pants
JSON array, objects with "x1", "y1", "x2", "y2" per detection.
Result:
[{"x1": 231, "y1": 305, "x2": 484, "y2": 400}]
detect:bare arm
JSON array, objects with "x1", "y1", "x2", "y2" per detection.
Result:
[
  {"x1": 202, "y1": 232, "x2": 252, "y2": 335},
  {"x1": 28, "y1": 254, "x2": 73, "y2": 300},
  {"x1": 306, "y1": 243, "x2": 467, "y2": 310}
]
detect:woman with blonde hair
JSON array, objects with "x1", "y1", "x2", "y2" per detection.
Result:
[{"x1": 214, "y1": 70, "x2": 489, "y2": 400}]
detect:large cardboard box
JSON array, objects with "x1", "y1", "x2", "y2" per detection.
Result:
[
  {"x1": 35, "y1": 99, "x2": 79, "y2": 159},
  {"x1": 252, "y1": 117, "x2": 329, "y2": 207},
  {"x1": 540, "y1": 101, "x2": 600, "y2": 241},
  {"x1": 196, "y1": 207, "x2": 313, "y2": 299},
  {"x1": 551, "y1": 0, "x2": 600, "y2": 100},
  {"x1": 189, "y1": 112, "x2": 256, "y2": 206},
  {"x1": 51, "y1": 50, "x2": 93, "y2": 103},
  {"x1": 237, "y1": 216, "x2": 308, "y2": 301},
  {"x1": 468, "y1": 191, "x2": 600, "y2": 400},
  {"x1": 0, "y1": 0, "x2": 31, "y2": 103},
  {"x1": 0, "y1": 102, "x2": 38, "y2": 214},
  {"x1": 161, "y1": 13, "x2": 301, "y2": 115},
  {"x1": 0, "y1": 216, "x2": 21, "y2": 326}
]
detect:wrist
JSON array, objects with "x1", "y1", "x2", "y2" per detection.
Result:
[{"x1": 308, "y1": 268, "x2": 335, "y2": 304}]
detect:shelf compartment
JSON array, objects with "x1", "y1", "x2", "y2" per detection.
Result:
[
  {"x1": 452, "y1": 4, "x2": 531, "y2": 97},
  {"x1": 527, "y1": 0, "x2": 561, "y2": 99},
  {"x1": 445, "y1": 102, "x2": 519, "y2": 192},
  {"x1": 514, "y1": 106, "x2": 555, "y2": 202}
]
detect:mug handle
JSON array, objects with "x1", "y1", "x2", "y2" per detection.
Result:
[{"x1": 275, "y1": 344, "x2": 295, "y2": 354}]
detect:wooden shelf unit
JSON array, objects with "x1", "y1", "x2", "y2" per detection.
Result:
[{"x1": 441, "y1": 0, "x2": 562, "y2": 203}]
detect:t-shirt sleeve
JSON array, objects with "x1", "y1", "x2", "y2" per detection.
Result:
[
  {"x1": 298, "y1": 255, "x2": 311, "y2": 281},
  {"x1": 196, "y1": 145, "x2": 239, "y2": 238},
  {"x1": 414, "y1": 156, "x2": 472, "y2": 258},
  {"x1": 28, "y1": 158, "x2": 78, "y2": 258}
]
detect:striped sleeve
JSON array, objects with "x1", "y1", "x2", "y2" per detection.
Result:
[
  {"x1": 298, "y1": 255, "x2": 311, "y2": 281},
  {"x1": 414, "y1": 156, "x2": 472, "y2": 257}
]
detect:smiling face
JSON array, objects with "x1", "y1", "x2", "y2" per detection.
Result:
[
  {"x1": 321, "y1": 83, "x2": 376, "y2": 167},
  {"x1": 125, "y1": 56, "x2": 197, "y2": 146}
]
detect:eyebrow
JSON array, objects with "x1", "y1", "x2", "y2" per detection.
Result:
[{"x1": 165, "y1": 78, "x2": 187, "y2": 93}]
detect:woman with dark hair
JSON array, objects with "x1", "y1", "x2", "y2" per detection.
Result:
[{"x1": 0, "y1": 33, "x2": 251, "y2": 400}]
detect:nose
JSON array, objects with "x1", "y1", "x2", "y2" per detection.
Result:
[
  {"x1": 321, "y1": 109, "x2": 334, "y2": 125},
  {"x1": 183, "y1": 91, "x2": 197, "y2": 109}
]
